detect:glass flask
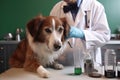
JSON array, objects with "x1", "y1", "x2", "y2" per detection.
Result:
[{"x1": 104, "y1": 49, "x2": 116, "y2": 78}]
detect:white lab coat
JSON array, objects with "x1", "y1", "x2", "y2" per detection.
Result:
[{"x1": 50, "y1": 0, "x2": 111, "y2": 65}]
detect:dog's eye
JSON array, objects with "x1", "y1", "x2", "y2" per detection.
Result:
[
  {"x1": 58, "y1": 27, "x2": 64, "y2": 33},
  {"x1": 45, "y1": 28, "x2": 52, "y2": 33}
]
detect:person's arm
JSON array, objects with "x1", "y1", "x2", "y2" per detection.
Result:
[{"x1": 83, "y1": 1, "x2": 111, "y2": 47}]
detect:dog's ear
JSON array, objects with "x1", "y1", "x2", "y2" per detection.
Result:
[
  {"x1": 60, "y1": 17, "x2": 70, "y2": 40},
  {"x1": 26, "y1": 15, "x2": 45, "y2": 37}
]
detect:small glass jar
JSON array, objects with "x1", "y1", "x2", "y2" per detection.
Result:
[
  {"x1": 84, "y1": 47, "x2": 102, "y2": 78},
  {"x1": 84, "y1": 59, "x2": 93, "y2": 75},
  {"x1": 104, "y1": 49, "x2": 116, "y2": 78}
]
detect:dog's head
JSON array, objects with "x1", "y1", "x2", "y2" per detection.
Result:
[{"x1": 26, "y1": 15, "x2": 70, "y2": 52}]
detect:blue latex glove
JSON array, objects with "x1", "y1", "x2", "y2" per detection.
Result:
[{"x1": 67, "y1": 26, "x2": 85, "y2": 39}]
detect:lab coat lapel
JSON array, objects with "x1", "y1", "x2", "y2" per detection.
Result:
[
  {"x1": 74, "y1": 7, "x2": 85, "y2": 27},
  {"x1": 65, "y1": 8, "x2": 85, "y2": 26},
  {"x1": 74, "y1": 0, "x2": 91, "y2": 27}
]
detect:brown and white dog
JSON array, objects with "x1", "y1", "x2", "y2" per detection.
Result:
[{"x1": 9, "y1": 15, "x2": 70, "y2": 78}]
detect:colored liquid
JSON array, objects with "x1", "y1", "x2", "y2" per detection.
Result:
[
  {"x1": 74, "y1": 67, "x2": 82, "y2": 75},
  {"x1": 118, "y1": 71, "x2": 120, "y2": 78},
  {"x1": 105, "y1": 70, "x2": 116, "y2": 78}
]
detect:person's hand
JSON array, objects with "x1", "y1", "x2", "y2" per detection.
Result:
[{"x1": 67, "y1": 26, "x2": 85, "y2": 39}]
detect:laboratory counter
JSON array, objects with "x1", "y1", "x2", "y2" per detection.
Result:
[
  {"x1": 102, "y1": 40, "x2": 120, "y2": 49},
  {"x1": 0, "y1": 66, "x2": 119, "y2": 80},
  {"x1": 106, "y1": 40, "x2": 120, "y2": 45}
]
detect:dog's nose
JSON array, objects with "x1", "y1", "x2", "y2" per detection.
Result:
[{"x1": 54, "y1": 43, "x2": 61, "y2": 51}]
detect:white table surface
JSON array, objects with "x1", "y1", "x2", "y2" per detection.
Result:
[
  {"x1": 106, "y1": 40, "x2": 120, "y2": 44},
  {"x1": 0, "y1": 66, "x2": 119, "y2": 80}
]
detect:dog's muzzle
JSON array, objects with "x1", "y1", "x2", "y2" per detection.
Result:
[{"x1": 53, "y1": 42, "x2": 62, "y2": 51}]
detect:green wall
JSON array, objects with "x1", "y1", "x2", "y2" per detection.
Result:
[
  {"x1": 0, "y1": 0, "x2": 59, "y2": 40},
  {"x1": 98, "y1": 0, "x2": 120, "y2": 33},
  {"x1": 0, "y1": 0, "x2": 120, "y2": 40}
]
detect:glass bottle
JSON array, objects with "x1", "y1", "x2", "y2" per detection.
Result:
[
  {"x1": 117, "y1": 62, "x2": 120, "y2": 78},
  {"x1": 104, "y1": 49, "x2": 116, "y2": 78}
]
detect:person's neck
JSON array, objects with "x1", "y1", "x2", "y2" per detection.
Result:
[{"x1": 64, "y1": 0, "x2": 77, "y2": 4}]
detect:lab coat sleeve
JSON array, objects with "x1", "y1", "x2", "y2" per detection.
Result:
[{"x1": 83, "y1": 2, "x2": 111, "y2": 48}]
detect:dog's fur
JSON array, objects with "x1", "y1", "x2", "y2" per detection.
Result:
[{"x1": 9, "y1": 15, "x2": 70, "y2": 78}]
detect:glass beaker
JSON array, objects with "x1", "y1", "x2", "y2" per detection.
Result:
[
  {"x1": 84, "y1": 47, "x2": 102, "y2": 78},
  {"x1": 104, "y1": 49, "x2": 116, "y2": 78}
]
